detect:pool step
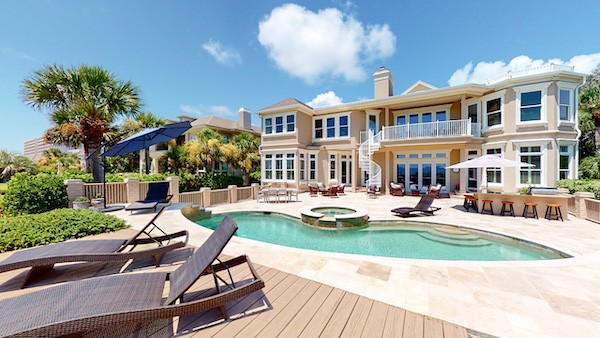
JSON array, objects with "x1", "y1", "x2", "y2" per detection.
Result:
[
  {"x1": 418, "y1": 232, "x2": 492, "y2": 247},
  {"x1": 430, "y1": 227, "x2": 481, "y2": 241}
]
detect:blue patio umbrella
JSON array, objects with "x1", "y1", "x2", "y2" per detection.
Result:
[{"x1": 101, "y1": 121, "x2": 192, "y2": 157}]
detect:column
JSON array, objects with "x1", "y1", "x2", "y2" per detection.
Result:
[
  {"x1": 228, "y1": 185, "x2": 237, "y2": 203},
  {"x1": 201, "y1": 187, "x2": 211, "y2": 207},
  {"x1": 124, "y1": 178, "x2": 140, "y2": 203},
  {"x1": 64, "y1": 179, "x2": 84, "y2": 207},
  {"x1": 459, "y1": 148, "x2": 467, "y2": 194},
  {"x1": 251, "y1": 183, "x2": 260, "y2": 199},
  {"x1": 166, "y1": 176, "x2": 180, "y2": 203}
]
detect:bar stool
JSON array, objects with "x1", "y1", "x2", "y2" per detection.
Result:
[
  {"x1": 545, "y1": 203, "x2": 563, "y2": 221},
  {"x1": 500, "y1": 201, "x2": 515, "y2": 217},
  {"x1": 463, "y1": 195, "x2": 478, "y2": 212},
  {"x1": 522, "y1": 202, "x2": 538, "y2": 219},
  {"x1": 481, "y1": 199, "x2": 494, "y2": 215}
]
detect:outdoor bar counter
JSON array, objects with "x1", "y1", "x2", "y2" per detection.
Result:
[{"x1": 473, "y1": 192, "x2": 571, "y2": 220}]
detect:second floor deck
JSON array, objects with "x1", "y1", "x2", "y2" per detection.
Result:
[{"x1": 361, "y1": 118, "x2": 480, "y2": 144}]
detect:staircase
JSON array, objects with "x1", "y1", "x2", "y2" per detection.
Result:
[{"x1": 359, "y1": 130, "x2": 382, "y2": 189}]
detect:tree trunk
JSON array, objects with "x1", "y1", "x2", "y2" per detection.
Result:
[
  {"x1": 144, "y1": 148, "x2": 150, "y2": 174},
  {"x1": 243, "y1": 172, "x2": 250, "y2": 186},
  {"x1": 87, "y1": 146, "x2": 104, "y2": 183}
]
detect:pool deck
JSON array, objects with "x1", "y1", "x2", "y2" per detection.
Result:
[{"x1": 5, "y1": 192, "x2": 597, "y2": 337}]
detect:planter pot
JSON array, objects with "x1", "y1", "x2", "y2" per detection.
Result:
[
  {"x1": 91, "y1": 198, "x2": 105, "y2": 207},
  {"x1": 73, "y1": 201, "x2": 90, "y2": 209}
]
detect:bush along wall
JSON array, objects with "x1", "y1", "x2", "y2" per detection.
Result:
[
  {"x1": 1, "y1": 173, "x2": 69, "y2": 216},
  {"x1": 0, "y1": 208, "x2": 128, "y2": 252},
  {"x1": 556, "y1": 179, "x2": 600, "y2": 199}
]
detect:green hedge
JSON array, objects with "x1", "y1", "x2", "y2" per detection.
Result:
[
  {"x1": 556, "y1": 179, "x2": 600, "y2": 199},
  {"x1": 0, "y1": 208, "x2": 128, "y2": 252},
  {"x1": 179, "y1": 171, "x2": 243, "y2": 192},
  {"x1": 1, "y1": 173, "x2": 69, "y2": 216}
]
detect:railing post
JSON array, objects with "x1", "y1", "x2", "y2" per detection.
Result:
[
  {"x1": 251, "y1": 183, "x2": 260, "y2": 199},
  {"x1": 64, "y1": 179, "x2": 84, "y2": 208},
  {"x1": 228, "y1": 185, "x2": 237, "y2": 203},
  {"x1": 124, "y1": 178, "x2": 140, "y2": 204},
  {"x1": 166, "y1": 176, "x2": 180, "y2": 203},
  {"x1": 201, "y1": 187, "x2": 211, "y2": 207},
  {"x1": 574, "y1": 192, "x2": 595, "y2": 219},
  {"x1": 467, "y1": 118, "x2": 472, "y2": 136}
]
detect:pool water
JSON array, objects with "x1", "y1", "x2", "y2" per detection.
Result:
[
  {"x1": 311, "y1": 207, "x2": 355, "y2": 217},
  {"x1": 196, "y1": 212, "x2": 566, "y2": 261}
]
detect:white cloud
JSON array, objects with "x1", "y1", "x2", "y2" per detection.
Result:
[
  {"x1": 179, "y1": 104, "x2": 234, "y2": 117},
  {"x1": 202, "y1": 39, "x2": 242, "y2": 66},
  {"x1": 257, "y1": 3, "x2": 396, "y2": 84},
  {"x1": 0, "y1": 47, "x2": 35, "y2": 61},
  {"x1": 307, "y1": 91, "x2": 343, "y2": 108},
  {"x1": 448, "y1": 53, "x2": 600, "y2": 86}
]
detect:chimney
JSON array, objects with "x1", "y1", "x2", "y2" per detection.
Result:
[
  {"x1": 238, "y1": 107, "x2": 252, "y2": 130},
  {"x1": 373, "y1": 66, "x2": 394, "y2": 99}
]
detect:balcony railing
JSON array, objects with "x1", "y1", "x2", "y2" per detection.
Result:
[{"x1": 381, "y1": 119, "x2": 480, "y2": 142}]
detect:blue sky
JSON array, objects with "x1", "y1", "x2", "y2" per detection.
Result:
[{"x1": 1, "y1": 0, "x2": 599, "y2": 152}]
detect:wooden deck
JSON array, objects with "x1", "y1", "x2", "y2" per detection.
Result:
[{"x1": 0, "y1": 243, "x2": 470, "y2": 337}]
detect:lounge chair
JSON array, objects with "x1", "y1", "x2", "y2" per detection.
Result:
[
  {"x1": 428, "y1": 183, "x2": 443, "y2": 198},
  {"x1": 308, "y1": 185, "x2": 319, "y2": 197},
  {"x1": 125, "y1": 181, "x2": 173, "y2": 214},
  {"x1": 389, "y1": 182, "x2": 404, "y2": 196},
  {"x1": 391, "y1": 194, "x2": 441, "y2": 217},
  {"x1": 367, "y1": 184, "x2": 380, "y2": 198},
  {"x1": 0, "y1": 216, "x2": 264, "y2": 338},
  {"x1": 337, "y1": 183, "x2": 346, "y2": 195},
  {"x1": 322, "y1": 186, "x2": 338, "y2": 197},
  {"x1": 0, "y1": 206, "x2": 188, "y2": 288}
]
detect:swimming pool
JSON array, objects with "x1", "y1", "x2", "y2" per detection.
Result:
[{"x1": 196, "y1": 212, "x2": 568, "y2": 261}]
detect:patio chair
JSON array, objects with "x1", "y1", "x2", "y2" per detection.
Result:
[
  {"x1": 367, "y1": 184, "x2": 380, "y2": 198},
  {"x1": 428, "y1": 183, "x2": 443, "y2": 198},
  {"x1": 391, "y1": 193, "x2": 441, "y2": 217},
  {"x1": 317, "y1": 182, "x2": 327, "y2": 193},
  {"x1": 322, "y1": 186, "x2": 338, "y2": 197},
  {"x1": 256, "y1": 188, "x2": 268, "y2": 203},
  {"x1": 0, "y1": 216, "x2": 264, "y2": 338},
  {"x1": 337, "y1": 183, "x2": 346, "y2": 195},
  {"x1": 125, "y1": 181, "x2": 173, "y2": 214},
  {"x1": 389, "y1": 182, "x2": 404, "y2": 196},
  {"x1": 276, "y1": 187, "x2": 288, "y2": 202},
  {"x1": 0, "y1": 206, "x2": 189, "y2": 288},
  {"x1": 288, "y1": 188, "x2": 299, "y2": 202},
  {"x1": 308, "y1": 185, "x2": 319, "y2": 197}
]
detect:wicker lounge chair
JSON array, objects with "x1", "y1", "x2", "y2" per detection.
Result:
[
  {"x1": 389, "y1": 182, "x2": 404, "y2": 196},
  {"x1": 0, "y1": 206, "x2": 188, "y2": 288},
  {"x1": 125, "y1": 181, "x2": 173, "y2": 214},
  {"x1": 391, "y1": 194, "x2": 441, "y2": 217},
  {"x1": 309, "y1": 185, "x2": 319, "y2": 197},
  {"x1": 0, "y1": 216, "x2": 264, "y2": 338},
  {"x1": 322, "y1": 186, "x2": 338, "y2": 197},
  {"x1": 367, "y1": 184, "x2": 380, "y2": 198}
]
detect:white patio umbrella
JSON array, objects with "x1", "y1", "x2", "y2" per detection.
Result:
[{"x1": 446, "y1": 155, "x2": 534, "y2": 192}]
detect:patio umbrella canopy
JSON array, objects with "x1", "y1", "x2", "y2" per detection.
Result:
[
  {"x1": 446, "y1": 155, "x2": 534, "y2": 192},
  {"x1": 101, "y1": 121, "x2": 192, "y2": 157}
]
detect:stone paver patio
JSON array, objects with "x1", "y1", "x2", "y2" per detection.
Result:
[{"x1": 116, "y1": 193, "x2": 600, "y2": 337}]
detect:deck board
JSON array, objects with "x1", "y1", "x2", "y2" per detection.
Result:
[
  {"x1": 382, "y1": 306, "x2": 406, "y2": 338},
  {"x1": 360, "y1": 300, "x2": 389, "y2": 338},
  {"x1": 340, "y1": 296, "x2": 374, "y2": 337}
]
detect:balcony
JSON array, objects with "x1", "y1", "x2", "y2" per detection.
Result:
[{"x1": 381, "y1": 119, "x2": 480, "y2": 142}]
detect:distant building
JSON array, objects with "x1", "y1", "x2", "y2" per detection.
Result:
[
  {"x1": 146, "y1": 108, "x2": 261, "y2": 173},
  {"x1": 23, "y1": 137, "x2": 85, "y2": 164}
]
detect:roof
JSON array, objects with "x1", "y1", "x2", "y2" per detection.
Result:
[
  {"x1": 258, "y1": 98, "x2": 314, "y2": 115},
  {"x1": 401, "y1": 80, "x2": 437, "y2": 95},
  {"x1": 190, "y1": 116, "x2": 260, "y2": 134}
]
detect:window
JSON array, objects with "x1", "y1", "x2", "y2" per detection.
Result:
[
  {"x1": 486, "y1": 98, "x2": 502, "y2": 127},
  {"x1": 396, "y1": 154, "x2": 406, "y2": 159},
  {"x1": 409, "y1": 154, "x2": 418, "y2": 159},
  {"x1": 422, "y1": 153, "x2": 432, "y2": 158},
  {"x1": 422, "y1": 113, "x2": 432, "y2": 123},
  {"x1": 275, "y1": 116, "x2": 283, "y2": 133},
  {"x1": 396, "y1": 115, "x2": 406, "y2": 125},
  {"x1": 559, "y1": 145, "x2": 572, "y2": 180},
  {"x1": 559, "y1": 89, "x2": 572, "y2": 121},
  {"x1": 326, "y1": 118, "x2": 335, "y2": 138},
  {"x1": 435, "y1": 111, "x2": 446, "y2": 121},
  {"x1": 156, "y1": 142, "x2": 168, "y2": 151},
  {"x1": 422, "y1": 163, "x2": 432, "y2": 187},
  {"x1": 275, "y1": 154, "x2": 284, "y2": 180},
  {"x1": 486, "y1": 148, "x2": 502, "y2": 183},
  {"x1": 315, "y1": 119, "x2": 323, "y2": 139},
  {"x1": 286, "y1": 115, "x2": 295, "y2": 132},
  {"x1": 286, "y1": 154, "x2": 295, "y2": 180},
  {"x1": 409, "y1": 114, "x2": 419, "y2": 124},
  {"x1": 396, "y1": 163, "x2": 406, "y2": 185},
  {"x1": 468, "y1": 103, "x2": 478, "y2": 123},
  {"x1": 339, "y1": 116, "x2": 349, "y2": 137},
  {"x1": 329, "y1": 154, "x2": 336, "y2": 179},
  {"x1": 520, "y1": 146, "x2": 542, "y2": 185},
  {"x1": 520, "y1": 90, "x2": 542, "y2": 122},
  {"x1": 436, "y1": 153, "x2": 446, "y2": 158},
  {"x1": 264, "y1": 118, "x2": 272, "y2": 134},
  {"x1": 436, "y1": 163, "x2": 446, "y2": 186},
  {"x1": 264, "y1": 154, "x2": 273, "y2": 179},
  {"x1": 409, "y1": 164, "x2": 419, "y2": 185},
  {"x1": 223, "y1": 135, "x2": 229, "y2": 144},
  {"x1": 309, "y1": 154, "x2": 317, "y2": 180},
  {"x1": 300, "y1": 154, "x2": 306, "y2": 181}
]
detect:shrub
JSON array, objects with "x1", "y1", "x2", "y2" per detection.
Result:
[
  {"x1": 0, "y1": 208, "x2": 128, "y2": 252},
  {"x1": 250, "y1": 170, "x2": 261, "y2": 183},
  {"x1": 178, "y1": 171, "x2": 243, "y2": 192},
  {"x1": 1, "y1": 173, "x2": 68, "y2": 215},
  {"x1": 556, "y1": 179, "x2": 600, "y2": 199}
]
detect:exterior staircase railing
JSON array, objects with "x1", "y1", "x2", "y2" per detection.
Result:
[{"x1": 358, "y1": 130, "x2": 382, "y2": 189}]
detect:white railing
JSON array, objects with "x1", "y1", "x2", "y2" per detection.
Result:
[
  {"x1": 485, "y1": 64, "x2": 574, "y2": 85},
  {"x1": 358, "y1": 130, "x2": 382, "y2": 189},
  {"x1": 381, "y1": 119, "x2": 480, "y2": 141}
]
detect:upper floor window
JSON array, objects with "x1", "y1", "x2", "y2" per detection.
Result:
[
  {"x1": 468, "y1": 103, "x2": 478, "y2": 123},
  {"x1": 314, "y1": 114, "x2": 350, "y2": 140},
  {"x1": 264, "y1": 113, "x2": 295, "y2": 135},
  {"x1": 435, "y1": 111, "x2": 446, "y2": 121},
  {"x1": 486, "y1": 98, "x2": 502, "y2": 127},
  {"x1": 519, "y1": 91, "x2": 542, "y2": 122},
  {"x1": 559, "y1": 89, "x2": 573, "y2": 121}
]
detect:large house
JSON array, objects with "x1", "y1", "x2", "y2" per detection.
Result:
[
  {"x1": 146, "y1": 108, "x2": 260, "y2": 173},
  {"x1": 258, "y1": 65, "x2": 585, "y2": 194}
]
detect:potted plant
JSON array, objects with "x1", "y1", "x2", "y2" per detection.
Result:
[
  {"x1": 91, "y1": 193, "x2": 105, "y2": 207},
  {"x1": 73, "y1": 196, "x2": 90, "y2": 209}
]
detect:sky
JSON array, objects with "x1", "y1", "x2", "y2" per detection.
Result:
[{"x1": 1, "y1": 0, "x2": 600, "y2": 153}]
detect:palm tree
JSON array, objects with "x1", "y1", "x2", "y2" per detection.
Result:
[
  {"x1": 0, "y1": 150, "x2": 37, "y2": 180},
  {"x1": 123, "y1": 112, "x2": 165, "y2": 174},
  {"x1": 159, "y1": 141, "x2": 188, "y2": 173},
  {"x1": 21, "y1": 64, "x2": 140, "y2": 182},
  {"x1": 230, "y1": 132, "x2": 260, "y2": 185},
  {"x1": 185, "y1": 128, "x2": 225, "y2": 171},
  {"x1": 38, "y1": 148, "x2": 82, "y2": 172}
]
